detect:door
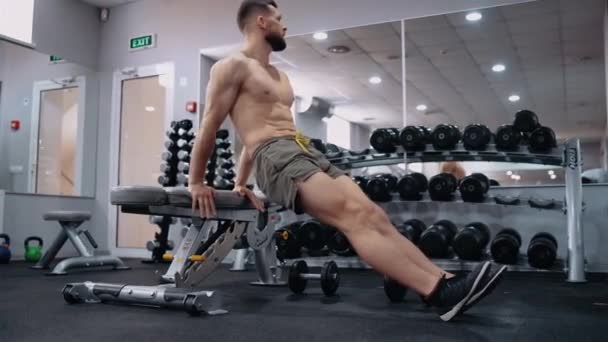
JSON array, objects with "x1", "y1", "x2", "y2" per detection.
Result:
[
  {"x1": 29, "y1": 77, "x2": 86, "y2": 195},
  {"x1": 109, "y1": 63, "x2": 174, "y2": 257}
]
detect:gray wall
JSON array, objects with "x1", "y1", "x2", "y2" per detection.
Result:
[
  {"x1": 2, "y1": 193, "x2": 96, "y2": 260},
  {"x1": 32, "y1": 0, "x2": 101, "y2": 69},
  {"x1": 0, "y1": 41, "x2": 99, "y2": 195},
  {"x1": 351, "y1": 124, "x2": 372, "y2": 151}
]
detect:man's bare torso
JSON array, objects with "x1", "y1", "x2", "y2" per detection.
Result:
[{"x1": 227, "y1": 53, "x2": 297, "y2": 159}]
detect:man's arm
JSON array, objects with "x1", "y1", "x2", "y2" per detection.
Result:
[
  {"x1": 234, "y1": 146, "x2": 253, "y2": 187},
  {"x1": 189, "y1": 57, "x2": 246, "y2": 186}
]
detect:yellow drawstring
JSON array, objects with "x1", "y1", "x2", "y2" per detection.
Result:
[{"x1": 294, "y1": 131, "x2": 312, "y2": 154}]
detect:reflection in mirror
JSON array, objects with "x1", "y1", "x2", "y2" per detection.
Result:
[
  {"x1": 0, "y1": 39, "x2": 98, "y2": 196},
  {"x1": 403, "y1": 0, "x2": 606, "y2": 185},
  {"x1": 201, "y1": 21, "x2": 404, "y2": 180}
]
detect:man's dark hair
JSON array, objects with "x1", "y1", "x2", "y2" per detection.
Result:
[{"x1": 237, "y1": 0, "x2": 278, "y2": 32}]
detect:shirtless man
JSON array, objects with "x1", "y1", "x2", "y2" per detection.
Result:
[{"x1": 189, "y1": 0, "x2": 506, "y2": 322}]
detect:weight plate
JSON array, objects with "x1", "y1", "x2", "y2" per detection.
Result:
[
  {"x1": 495, "y1": 125, "x2": 522, "y2": 150},
  {"x1": 321, "y1": 261, "x2": 340, "y2": 296},
  {"x1": 288, "y1": 260, "x2": 309, "y2": 294},
  {"x1": 513, "y1": 109, "x2": 540, "y2": 133},
  {"x1": 463, "y1": 124, "x2": 491, "y2": 150},
  {"x1": 399, "y1": 126, "x2": 427, "y2": 151}
]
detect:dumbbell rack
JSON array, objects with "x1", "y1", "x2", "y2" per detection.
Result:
[{"x1": 319, "y1": 138, "x2": 585, "y2": 282}]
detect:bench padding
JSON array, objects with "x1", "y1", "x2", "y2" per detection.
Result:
[
  {"x1": 43, "y1": 211, "x2": 92, "y2": 222},
  {"x1": 111, "y1": 186, "x2": 168, "y2": 206}
]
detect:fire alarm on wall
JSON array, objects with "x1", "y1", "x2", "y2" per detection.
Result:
[
  {"x1": 186, "y1": 101, "x2": 197, "y2": 113},
  {"x1": 10, "y1": 120, "x2": 20, "y2": 131}
]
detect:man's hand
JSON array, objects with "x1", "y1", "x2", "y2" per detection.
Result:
[
  {"x1": 190, "y1": 183, "x2": 217, "y2": 218},
  {"x1": 233, "y1": 185, "x2": 266, "y2": 212}
]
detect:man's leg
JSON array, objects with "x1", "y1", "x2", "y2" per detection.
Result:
[
  {"x1": 332, "y1": 175, "x2": 455, "y2": 279},
  {"x1": 295, "y1": 172, "x2": 442, "y2": 296}
]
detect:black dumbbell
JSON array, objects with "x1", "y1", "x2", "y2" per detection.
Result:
[
  {"x1": 431, "y1": 124, "x2": 461, "y2": 150},
  {"x1": 176, "y1": 139, "x2": 193, "y2": 151},
  {"x1": 396, "y1": 219, "x2": 425, "y2": 244},
  {"x1": 527, "y1": 232, "x2": 558, "y2": 269},
  {"x1": 158, "y1": 175, "x2": 173, "y2": 186},
  {"x1": 217, "y1": 148, "x2": 233, "y2": 159},
  {"x1": 327, "y1": 231, "x2": 356, "y2": 256},
  {"x1": 495, "y1": 124, "x2": 522, "y2": 150},
  {"x1": 216, "y1": 129, "x2": 229, "y2": 140},
  {"x1": 490, "y1": 228, "x2": 521, "y2": 265},
  {"x1": 220, "y1": 159, "x2": 235, "y2": 169},
  {"x1": 399, "y1": 125, "x2": 430, "y2": 151},
  {"x1": 166, "y1": 130, "x2": 180, "y2": 141},
  {"x1": 164, "y1": 140, "x2": 176, "y2": 149},
  {"x1": 459, "y1": 173, "x2": 490, "y2": 202},
  {"x1": 177, "y1": 150, "x2": 190, "y2": 161},
  {"x1": 463, "y1": 124, "x2": 492, "y2": 150},
  {"x1": 353, "y1": 176, "x2": 369, "y2": 192},
  {"x1": 489, "y1": 179, "x2": 500, "y2": 186},
  {"x1": 275, "y1": 224, "x2": 302, "y2": 259},
  {"x1": 428, "y1": 173, "x2": 458, "y2": 201},
  {"x1": 513, "y1": 109, "x2": 540, "y2": 134},
  {"x1": 178, "y1": 119, "x2": 193, "y2": 132},
  {"x1": 370, "y1": 128, "x2": 400, "y2": 153},
  {"x1": 348, "y1": 149, "x2": 370, "y2": 161},
  {"x1": 383, "y1": 276, "x2": 407, "y2": 303},
  {"x1": 528, "y1": 126, "x2": 556, "y2": 152},
  {"x1": 216, "y1": 140, "x2": 231, "y2": 149},
  {"x1": 160, "y1": 162, "x2": 173, "y2": 173},
  {"x1": 161, "y1": 151, "x2": 174, "y2": 162},
  {"x1": 418, "y1": 220, "x2": 458, "y2": 258},
  {"x1": 217, "y1": 168, "x2": 235, "y2": 180},
  {"x1": 177, "y1": 173, "x2": 189, "y2": 186},
  {"x1": 453, "y1": 222, "x2": 490, "y2": 260},
  {"x1": 365, "y1": 174, "x2": 398, "y2": 202},
  {"x1": 179, "y1": 130, "x2": 196, "y2": 141},
  {"x1": 177, "y1": 162, "x2": 189, "y2": 173},
  {"x1": 213, "y1": 178, "x2": 234, "y2": 190},
  {"x1": 297, "y1": 221, "x2": 329, "y2": 254},
  {"x1": 397, "y1": 173, "x2": 428, "y2": 201},
  {"x1": 288, "y1": 260, "x2": 340, "y2": 296},
  {"x1": 325, "y1": 143, "x2": 342, "y2": 158}
]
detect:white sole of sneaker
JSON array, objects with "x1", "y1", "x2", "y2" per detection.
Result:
[
  {"x1": 466, "y1": 265, "x2": 508, "y2": 304},
  {"x1": 439, "y1": 261, "x2": 490, "y2": 322}
]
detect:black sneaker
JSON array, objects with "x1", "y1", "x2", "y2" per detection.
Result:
[
  {"x1": 426, "y1": 261, "x2": 490, "y2": 322},
  {"x1": 461, "y1": 263, "x2": 508, "y2": 314}
]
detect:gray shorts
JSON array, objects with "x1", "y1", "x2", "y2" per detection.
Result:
[{"x1": 252, "y1": 136, "x2": 349, "y2": 214}]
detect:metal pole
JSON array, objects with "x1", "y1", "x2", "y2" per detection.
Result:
[{"x1": 564, "y1": 138, "x2": 586, "y2": 282}]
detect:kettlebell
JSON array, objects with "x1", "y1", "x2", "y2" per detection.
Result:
[
  {"x1": 0, "y1": 234, "x2": 12, "y2": 264},
  {"x1": 24, "y1": 236, "x2": 43, "y2": 263}
]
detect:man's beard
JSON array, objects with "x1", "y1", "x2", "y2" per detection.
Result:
[{"x1": 265, "y1": 33, "x2": 287, "y2": 52}]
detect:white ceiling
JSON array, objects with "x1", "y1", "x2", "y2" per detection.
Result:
[
  {"x1": 78, "y1": 0, "x2": 138, "y2": 8},
  {"x1": 203, "y1": 0, "x2": 606, "y2": 142}
]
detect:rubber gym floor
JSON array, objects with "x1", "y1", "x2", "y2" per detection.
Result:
[{"x1": 1, "y1": 259, "x2": 606, "y2": 342}]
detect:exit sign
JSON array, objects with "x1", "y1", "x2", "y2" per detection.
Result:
[
  {"x1": 49, "y1": 55, "x2": 64, "y2": 64},
  {"x1": 130, "y1": 34, "x2": 156, "y2": 52}
]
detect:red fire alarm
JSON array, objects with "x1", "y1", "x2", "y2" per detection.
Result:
[
  {"x1": 10, "y1": 120, "x2": 20, "y2": 131},
  {"x1": 186, "y1": 101, "x2": 197, "y2": 113}
]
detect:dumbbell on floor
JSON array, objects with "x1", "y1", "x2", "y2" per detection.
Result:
[
  {"x1": 428, "y1": 173, "x2": 458, "y2": 201},
  {"x1": 397, "y1": 173, "x2": 428, "y2": 201},
  {"x1": 418, "y1": 220, "x2": 458, "y2": 258},
  {"x1": 459, "y1": 173, "x2": 490, "y2": 202},
  {"x1": 453, "y1": 222, "x2": 490, "y2": 260},
  {"x1": 490, "y1": 228, "x2": 521, "y2": 264},
  {"x1": 527, "y1": 232, "x2": 558, "y2": 269},
  {"x1": 288, "y1": 260, "x2": 340, "y2": 296}
]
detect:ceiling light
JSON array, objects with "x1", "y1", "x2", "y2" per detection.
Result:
[
  {"x1": 145, "y1": 106, "x2": 155, "y2": 112},
  {"x1": 508, "y1": 95, "x2": 521, "y2": 103},
  {"x1": 416, "y1": 104, "x2": 428, "y2": 111},
  {"x1": 550, "y1": 174, "x2": 557, "y2": 180},
  {"x1": 506, "y1": 170, "x2": 513, "y2": 176},
  {"x1": 313, "y1": 32, "x2": 328, "y2": 41},
  {"x1": 492, "y1": 64, "x2": 506, "y2": 72},
  {"x1": 369, "y1": 76, "x2": 382, "y2": 85},
  {"x1": 466, "y1": 12, "x2": 483, "y2": 22},
  {"x1": 327, "y1": 45, "x2": 351, "y2": 54},
  {"x1": 548, "y1": 170, "x2": 555, "y2": 175}
]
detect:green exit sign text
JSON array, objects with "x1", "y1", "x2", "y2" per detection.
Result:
[
  {"x1": 49, "y1": 55, "x2": 64, "y2": 64},
  {"x1": 129, "y1": 34, "x2": 156, "y2": 52}
]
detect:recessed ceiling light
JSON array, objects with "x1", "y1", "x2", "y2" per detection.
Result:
[
  {"x1": 506, "y1": 170, "x2": 513, "y2": 176},
  {"x1": 145, "y1": 106, "x2": 155, "y2": 112},
  {"x1": 369, "y1": 76, "x2": 382, "y2": 85},
  {"x1": 550, "y1": 174, "x2": 557, "y2": 180},
  {"x1": 327, "y1": 45, "x2": 351, "y2": 54},
  {"x1": 416, "y1": 104, "x2": 428, "y2": 111},
  {"x1": 508, "y1": 95, "x2": 521, "y2": 103},
  {"x1": 492, "y1": 64, "x2": 506, "y2": 72},
  {"x1": 548, "y1": 170, "x2": 555, "y2": 175},
  {"x1": 313, "y1": 32, "x2": 328, "y2": 41},
  {"x1": 466, "y1": 12, "x2": 483, "y2": 22}
]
